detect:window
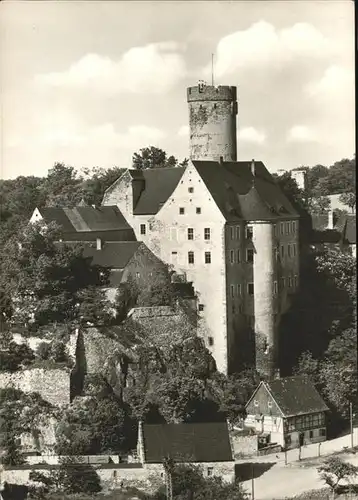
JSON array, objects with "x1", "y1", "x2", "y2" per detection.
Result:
[
  {"x1": 196, "y1": 207, "x2": 201, "y2": 214},
  {"x1": 179, "y1": 207, "x2": 185, "y2": 215},
  {"x1": 294, "y1": 275, "x2": 298, "y2": 287},
  {"x1": 198, "y1": 304, "x2": 204, "y2": 312},
  {"x1": 248, "y1": 283, "x2": 254, "y2": 295},
  {"x1": 280, "y1": 245, "x2": 285, "y2": 258},
  {"x1": 230, "y1": 250, "x2": 235, "y2": 264},
  {"x1": 230, "y1": 226, "x2": 235, "y2": 240},
  {"x1": 275, "y1": 248, "x2": 279, "y2": 261},
  {"x1": 205, "y1": 251, "x2": 211, "y2": 264},
  {"x1": 208, "y1": 337, "x2": 214, "y2": 347},
  {"x1": 273, "y1": 224, "x2": 277, "y2": 237},
  {"x1": 207, "y1": 467, "x2": 214, "y2": 477},
  {"x1": 319, "y1": 428, "x2": 326, "y2": 437},
  {"x1": 140, "y1": 224, "x2": 146, "y2": 235},
  {"x1": 247, "y1": 249, "x2": 254, "y2": 263},
  {"x1": 237, "y1": 249, "x2": 241, "y2": 263},
  {"x1": 281, "y1": 277, "x2": 285, "y2": 289},
  {"x1": 286, "y1": 222, "x2": 290, "y2": 234},
  {"x1": 188, "y1": 228, "x2": 194, "y2": 240},
  {"x1": 237, "y1": 284, "x2": 241, "y2": 296},
  {"x1": 188, "y1": 187, "x2": 194, "y2": 193},
  {"x1": 293, "y1": 243, "x2": 297, "y2": 257},
  {"x1": 309, "y1": 430, "x2": 314, "y2": 439},
  {"x1": 292, "y1": 221, "x2": 296, "y2": 233},
  {"x1": 280, "y1": 222, "x2": 284, "y2": 235},
  {"x1": 230, "y1": 285, "x2": 235, "y2": 298},
  {"x1": 273, "y1": 281, "x2": 278, "y2": 294},
  {"x1": 288, "y1": 276, "x2": 292, "y2": 288},
  {"x1": 236, "y1": 226, "x2": 240, "y2": 239},
  {"x1": 254, "y1": 400, "x2": 259, "y2": 407},
  {"x1": 188, "y1": 251, "x2": 194, "y2": 264},
  {"x1": 136, "y1": 272, "x2": 140, "y2": 278},
  {"x1": 246, "y1": 225, "x2": 253, "y2": 239},
  {"x1": 204, "y1": 227, "x2": 211, "y2": 240},
  {"x1": 268, "y1": 401, "x2": 272, "y2": 408},
  {"x1": 287, "y1": 244, "x2": 291, "y2": 257}
]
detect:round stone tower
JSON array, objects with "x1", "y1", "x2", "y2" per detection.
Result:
[{"x1": 187, "y1": 82, "x2": 238, "y2": 162}]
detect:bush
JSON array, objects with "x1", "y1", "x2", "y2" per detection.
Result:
[
  {"x1": 50, "y1": 340, "x2": 68, "y2": 363},
  {"x1": 0, "y1": 341, "x2": 35, "y2": 371},
  {"x1": 36, "y1": 341, "x2": 52, "y2": 360}
]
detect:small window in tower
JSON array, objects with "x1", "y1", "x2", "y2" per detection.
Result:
[
  {"x1": 136, "y1": 272, "x2": 140, "y2": 279},
  {"x1": 248, "y1": 283, "x2": 254, "y2": 295},
  {"x1": 280, "y1": 222, "x2": 284, "y2": 235},
  {"x1": 273, "y1": 224, "x2": 277, "y2": 237},
  {"x1": 293, "y1": 243, "x2": 297, "y2": 257},
  {"x1": 196, "y1": 207, "x2": 201, "y2": 214},
  {"x1": 198, "y1": 304, "x2": 205, "y2": 312},
  {"x1": 188, "y1": 251, "x2": 194, "y2": 264},
  {"x1": 287, "y1": 244, "x2": 291, "y2": 257},
  {"x1": 204, "y1": 228, "x2": 211, "y2": 240},
  {"x1": 281, "y1": 277, "x2": 286, "y2": 289},
  {"x1": 294, "y1": 275, "x2": 298, "y2": 287},
  {"x1": 275, "y1": 247, "x2": 279, "y2": 261},
  {"x1": 247, "y1": 249, "x2": 254, "y2": 263},
  {"x1": 237, "y1": 284, "x2": 242, "y2": 296},
  {"x1": 188, "y1": 228, "x2": 194, "y2": 240},
  {"x1": 237, "y1": 249, "x2": 241, "y2": 263},
  {"x1": 230, "y1": 285, "x2": 235, "y2": 298},
  {"x1": 230, "y1": 250, "x2": 235, "y2": 264},
  {"x1": 236, "y1": 226, "x2": 240, "y2": 239},
  {"x1": 288, "y1": 276, "x2": 292, "y2": 288},
  {"x1": 188, "y1": 187, "x2": 194, "y2": 193},
  {"x1": 205, "y1": 251, "x2": 211, "y2": 264},
  {"x1": 208, "y1": 337, "x2": 214, "y2": 347},
  {"x1": 179, "y1": 207, "x2": 185, "y2": 215},
  {"x1": 286, "y1": 222, "x2": 290, "y2": 234},
  {"x1": 213, "y1": 103, "x2": 217, "y2": 110},
  {"x1": 273, "y1": 281, "x2": 278, "y2": 294},
  {"x1": 246, "y1": 226, "x2": 253, "y2": 239},
  {"x1": 230, "y1": 226, "x2": 235, "y2": 240},
  {"x1": 140, "y1": 224, "x2": 146, "y2": 235},
  {"x1": 292, "y1": 221, "x2": 296, "y2": 233},
  {"x1": 280, "y1": 245, "x2": 285, "y2": 258}
]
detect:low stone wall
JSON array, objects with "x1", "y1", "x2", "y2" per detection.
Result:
[
  {"x1": 0, "y1": 368, "x2": 71, "y2": 407},
  {"x1": 144, "y1": 461, "x2": 236, "y2": 483}
]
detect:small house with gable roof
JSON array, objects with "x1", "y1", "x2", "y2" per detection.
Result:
[
  {"x1": 137, "y1": 422, "x2": 235, "y2": 482},
  {"x1": 244, "y1": 376, "x2": 329, "y2": 450}
]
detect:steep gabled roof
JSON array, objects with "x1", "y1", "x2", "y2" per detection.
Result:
[
  {"x1": 129, "y1": 167, "x2": 186, "y2": 215},
  {"x1": 39, "y1": 206, "x2": 131, "y2": 232},
  {"x1": 247, "y1": 376, "x2": 329, "y2": 417},
  {"x1": 192, "y1": 161, "x2": 298, "y2": 221},
  {"x1": 82, "y1": 241, "x2": 142, "y2": 268},
  {"x1": 142, "y1": 422, "x2": 233, "y2": 463}
]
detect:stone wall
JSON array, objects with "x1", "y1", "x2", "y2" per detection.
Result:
[
  {"x1": 0, "y1": 368, "x2": 71, "y2": 407},
  {"x1": 144, "y1": 461, "x2": 235, "y2": 483},
  {"x1": 231, "y1": 433, "x2": 258, "y2": 458}
]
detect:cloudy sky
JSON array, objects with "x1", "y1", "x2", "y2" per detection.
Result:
[{"x1": 0, "y1": 1, "x2": 355, "y2": 179}]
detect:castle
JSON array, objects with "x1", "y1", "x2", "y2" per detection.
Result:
[{"x1": 100, "y1": 82, "x2": 300, "y2": 378}]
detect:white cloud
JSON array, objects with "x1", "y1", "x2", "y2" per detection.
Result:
[
  {"x1": 177, "y1": 125, "x2": 189, "y2": 136},
  {"x1": 287, "y1": 125, "x2": 317, "y2": 142},
  {"x1": 238, "y1": 127, "x2": 266, "y2": 144},
  {"x1": 35, "y1": 42, "x2": 186, "y2": 94},
  {"x1": 206, "y1": 21, "x2": 333, "y2": 78},
  {"x1": 306, "y1": 65, "x2": 354, "y2": 97}
]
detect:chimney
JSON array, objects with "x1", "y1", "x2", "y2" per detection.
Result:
[
  {"x1": 327, "y1": 210, "x2": 334, "y2": 230},
  {"x1": 96, "y1": 238, "x2": 102, "y2": 251},
  {"x1": 251, "y1": 159, "x2": 255, "y2": 176}
]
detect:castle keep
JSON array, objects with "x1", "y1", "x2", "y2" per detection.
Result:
[{"x1": 101, "y1": 83, "x2": 300, "y2": 378}]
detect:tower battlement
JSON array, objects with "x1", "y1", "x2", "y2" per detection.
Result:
[{"x1": 187, "y1": 85, "x2": 237, "y2": 103}]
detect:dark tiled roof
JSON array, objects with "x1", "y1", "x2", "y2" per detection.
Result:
[
  {"x1": 192, "y1": 161, "x2": 298, "y2": 221},
  {"x1": 335, "y1": 214, "x2": 356, "y2": 244},
  {"x1": 40, "y1": 206, "x2": 131, "y2": 232},
  {"x1": 129, "y1": 168, "x2": 185, "y2": 215},
  {"x1": 264, "y1": 376, "x2": 329, "y2": 417},
  {"x1": 82, "y1": 241, "x2": 142, "y2": 268},
  {"x1": 311, "y1": 229, "x2": 341, "y2": 244},
  {"x1": 142, "y1": 422, "x2": 233, "y2": 463}
]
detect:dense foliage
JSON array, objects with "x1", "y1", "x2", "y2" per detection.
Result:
[{"x1": 132, "y1": 146, "x2": 188, "y2": 170}]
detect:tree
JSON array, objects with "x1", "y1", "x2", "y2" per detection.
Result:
[
  {"x1": 1, "y1": 221, "x2": 112, "y2": 332},
  {"x1": 318, "y1": 457, "x2": 358, "y2": 497},
  {"x1": 0, "y1": 340, "x2": 35, "y2": 371},
  {"x1": 294, "y1": 351, "x2": 321, "y2": 385},
  {"x1": 132, "y1": 146, "x2": 188, "y2": 170},
  {"x1": 80, "y1": 166, "x2": 127, "y2": 206},
  {"x1": 41, "y1": 163, "x2": 83, "y2": 208},
  {"x1": 339, "y1": 192, "x2": 356, "y2": 213},
  {"x1": 29, "y1": 457, "x2": 102, "y2": 495},
  {"x1": 307, "y1": 195, "x2": 331, "y2": 214}
]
